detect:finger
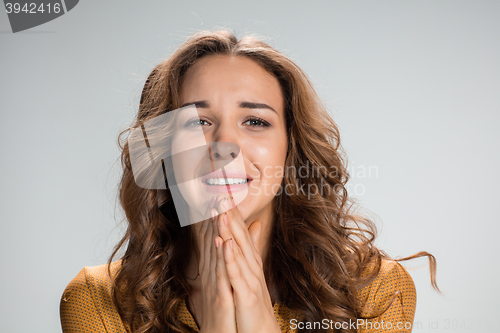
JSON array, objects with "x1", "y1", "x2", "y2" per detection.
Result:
[
  {"x1": 214, "y1": 194, "x2": 224, "y2": 210},
  {"x1": 202, "y1": 213, "x2": 214, "y2": 275},
  {"x1": 228, "y1": 236, "x2": 273, "y2": 313},
  {"x1": 231, "y1": 235, "x2": 261, "y2": 290},
  {"x1": 201, "y1": 195, "x2": 221, "y2": 242},
  {"x1": 217, "y1": 194, "x2": 232, "y2": 214},
  {"x1": 209, "y1": 217, "x2": 218, "y2": 280},
  {"x1": 221, "y1": 199, "x2": 256, "y2": 249},
  {"x1": 199, "y1": 195, "x2": 222, "y2": 272},
  {"x1": 217, "y1": 198, "x2": 263, "y2": 275},
  {"x1": 196, "y1": 195, "x2": 217, "y2": 258},
  {"x1": 216, "y1": 198, "x2": 233, "y2": 241},
  {"x1": 218, "y1": 211, "x2": 233, "y2": 243},
  {"x1": 223, "y1": 208, "x2": 262, "y2": 271},
  {"x1": 209, "y1": 207, "x2": 220, "y2": 237},
  {"x1": 223, "y1": 238, "x2": 249, "y2": 298},
  {"x1": 223, "y1": 237, "x2": 265, "y2": 308},
  {"x1": 210, "y1": 195, "x2": 225, "y2": 226},
  {"x1": 214, "y1": 236, "x2": 232, "y2": 294}
]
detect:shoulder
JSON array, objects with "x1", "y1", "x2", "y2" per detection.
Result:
[
  {"x1": 60, "y1": 260, "x2": 125, "y2": 332},
  {"x1": 62, "y1": 260, "x2": 122, "y2": 300},
  {"x1": 82, "y1": 259, "x2": 122, "y2": 290},
  {"x1": 276, "y1": 259, "x2": 416, "y2": 332},
  {"x1": 356, "y1": 258, "x2": 417, "y2": 327}
]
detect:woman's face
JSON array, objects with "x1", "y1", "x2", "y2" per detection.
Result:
[{"x1": 172, "y1": 54, "x2": 288, "y2": 226}]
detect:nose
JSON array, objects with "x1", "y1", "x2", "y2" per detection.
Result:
[
  {"x1": 209, "y1": 141, "x2": 240, "y2": 162},
  {"x1": 207, "y1": 119, "x2": 241, "y2": 162}
]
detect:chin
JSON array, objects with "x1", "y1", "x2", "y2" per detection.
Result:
[
  {"x1": 234, "y1": 201, "x2": 248, "y2": 220},
  {"x1": 233, "y1": 198, "x2": 255, "y2": 224}
]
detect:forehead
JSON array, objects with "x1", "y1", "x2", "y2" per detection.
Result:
[{"x1": 179, "y1": 55, "x2": 284, "y2": 114}]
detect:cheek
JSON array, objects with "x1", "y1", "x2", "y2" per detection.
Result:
[
  {"x1": 170, "y1": 137, "x2": 206, "y2": 187},
  {"x1": 251, "y1": 141, "x2": 288, "y2": 194},
  {"x1": 250, "y1": 131, "x2": 288, "y2": 164}
]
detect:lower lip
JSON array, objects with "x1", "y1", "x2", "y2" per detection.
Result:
[{"x1": 201, "y1": 179, "x2": 252, "y2": 194}]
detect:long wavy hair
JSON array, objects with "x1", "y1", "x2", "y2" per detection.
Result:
[{"x1": 107, "y1": 29, "x2": 439, "y2": 333}]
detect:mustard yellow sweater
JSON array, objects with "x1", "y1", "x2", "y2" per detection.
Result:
[{"x1": 60, "y1": 259, "x2": 416, "y2": 332}]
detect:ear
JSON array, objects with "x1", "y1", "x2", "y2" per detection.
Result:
[{"x1": 248, "y1": 221, "x2": 262, "y2": 253}]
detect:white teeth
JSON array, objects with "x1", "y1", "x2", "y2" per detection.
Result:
[{"x1": 206, "y1": 178, "x2": 248, "y2": 185}]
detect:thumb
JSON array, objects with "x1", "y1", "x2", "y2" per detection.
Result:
[{"x1": 248, "y1": 221, "x2": 262, "y2": 253}]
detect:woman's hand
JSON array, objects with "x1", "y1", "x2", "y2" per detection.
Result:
[
  {"x1": 194, "y1": 195, "x2": 237, "y2": 333},
  {"x1": 214, "y1": 197, "x2": 281, "y2": 333}
]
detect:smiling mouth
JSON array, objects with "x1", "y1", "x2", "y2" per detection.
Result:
[{"x1": 204, "y1": 178, "x2": 250, "y2": 185}]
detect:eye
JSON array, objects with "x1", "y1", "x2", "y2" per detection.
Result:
[
  {"x1": 243, "y1": 117, "x2": 271, "y2": 128},
  {"x1": 183, "y1": 117, "x2": 271, "y2": 129},
  {"x1": 184, "y1": 117, "x2": 209, "y2": 127}
]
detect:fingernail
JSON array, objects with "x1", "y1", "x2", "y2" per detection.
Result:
[
  {"x1": 229, "y1": 238, "x2": 233, "y2": 250},
  {"x1": 214, "y1": 238, "x2": 220, "y2": 248}
]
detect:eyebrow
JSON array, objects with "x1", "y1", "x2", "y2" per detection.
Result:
[{"x1": 180, "y1": 100, "x2": 277, "y2": 115}]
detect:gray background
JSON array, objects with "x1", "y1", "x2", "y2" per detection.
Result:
[{"x1": 1, "y1": 1, "x2": 499, "y2": 332}]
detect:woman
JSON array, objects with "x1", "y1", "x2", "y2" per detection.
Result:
[{"x1": 60, "y1": 29, "x2": 438, "y2": 333}]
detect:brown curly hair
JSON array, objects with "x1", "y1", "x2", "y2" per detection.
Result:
[{"x1": 107, "y1": 29, "x2": 439, "y2": 333}]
